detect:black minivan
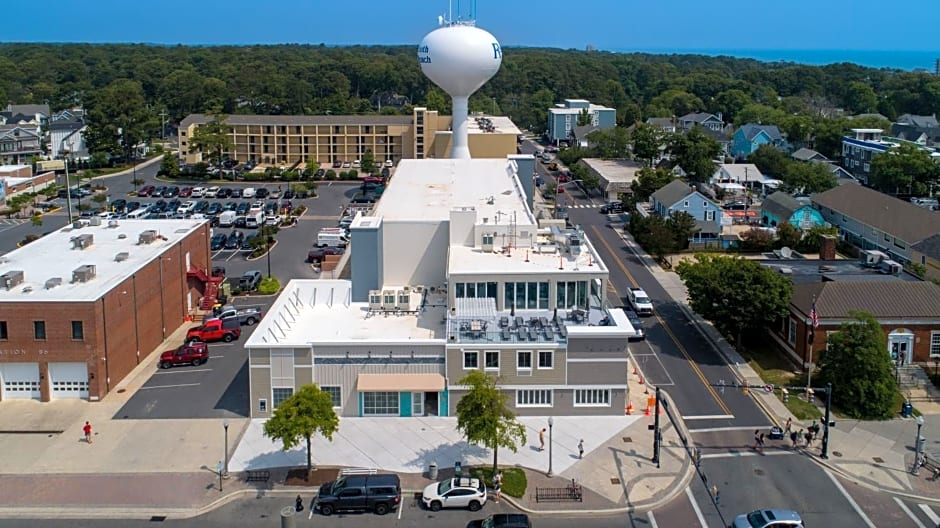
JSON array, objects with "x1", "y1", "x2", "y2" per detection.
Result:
[{"x1": 313, "y1": 473, "x2": 401, "y2": 516}]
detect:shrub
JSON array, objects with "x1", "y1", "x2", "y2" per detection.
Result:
[
  {"x1": 258, "y1": 277, "x2": 280, "y2": 295},
  {"x1": 468, "y1": 467, "x2": 527, "y2": 498},
  {"x1": 282, "y1": 170, "x2": 299, "y2": 181},
  {"x1": 347, "y1": 169, "x2": 358, "y2": 179},
  {"x1": 325, "y1": 170, "x2": 337, "y2": 181}
]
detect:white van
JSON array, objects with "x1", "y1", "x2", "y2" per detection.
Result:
[
  {"x1": 246, "y1": 211, "x2": 265, "y2": 229},
  {"x1": 126, "y1": 207, "x2": 150, "y2": 220},
  {"x1": 218, "y1": 210, "x2": 237, "y2": 227},
  {"x1": 317, "y1": 230, "x2": 349, "y2": 248}
]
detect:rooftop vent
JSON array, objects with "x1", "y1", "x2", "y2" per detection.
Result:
[
  {"x1": 138, "y1": 230, "x2": 157, "y2": 245},
  {"x1": 88, "y1": 216, "x2": 102, "y2": 226},
  {"x1": 44, "y1": 277, "x2": 62, "y2": 290},
  {"x1": 114, "y1": 252, "x2": 129, "y2": 262},
  {"x1": 71, "y1": 264, "x2": 96, "y2": 283},
  {"x1": 107, "y1": 220, "x2": 119, "y2": 228},
  {"x1": 1, "y1": 270, "x2": 24, "y2": 290},
  {"x1": 72, "y1": 220, "x2": 83, "y2": 229},
  {"x1": 117, "y1": 234, "x2": 127, "y2": 239},
  {"x1": 71, "y1": 233, "x2": 94, "y2": 250}
]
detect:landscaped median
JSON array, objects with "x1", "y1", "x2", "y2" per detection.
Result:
[{"x1": 469, "y1": 466, "x2": 527, "y2": 498}]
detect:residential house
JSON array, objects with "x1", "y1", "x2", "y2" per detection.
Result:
[
  {"x1": 702, "y1": 126, "x2": 733, "y2": 157},
  {"x1": 892, "y1": 114, "x2": 940, "y2": 144},
  {"x1": 650, "y1": 179, "x2": 726, "y2": 245},
  {"x1": 791, "y1": 148, "x2": 828, "y2": 162},
  {"x1": 760, "y1": 191, "x2": 825, "y2": 230},
  {"x1": 547, "y1": 99, "x2": 616, "y2": 143},
  {"x1": 0, "y1": 104, "x2": 50, "y2": 130},
  {"x1": 777, "y1": 281, "x2": 940, "y2": 368},
  {"x1": 569, "y1": 124, "x2": 601, "y2": 148},
  {"x1": 677, "y1": 112, "x2": 723, "y2": 132},
  {"x1": 712, "y1": 163, "x2": 778, "y2": 196},
  {"x1": 49, "y1": 116, "x2": 88, "y2": 160},
  {"x1": 811, "y1": 184, "x2": 940, "y2": 264},
  {"x1": 790, "y1": 147, "x2": 855, "y2": 182},
  {"x1": 0, "y1": 125, "x2": 43, "y2": 165},
  {"x1": 731, "y1": 124, "x2": 786, "y2": 159},
  {"x1": 911, "y1": 234, "x2": 940, "y2": 281},
  {"x1": 644, "y1": 117, "x2": 677, "y2": 134}
]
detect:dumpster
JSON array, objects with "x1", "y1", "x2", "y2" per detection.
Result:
[{"x1": 428, "y1": 462, "x2": 439, "y2": 480}]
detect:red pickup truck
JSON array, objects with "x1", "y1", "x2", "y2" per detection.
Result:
[
  {"x1": 160, "y1": 342, "x2": 209, "y2": 369},
  {"x1": 186, "y1": 318, "x2": 241, "y2": 343}
]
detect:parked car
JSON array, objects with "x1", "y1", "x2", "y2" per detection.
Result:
[
  {"x1": 126, "y1": 201, "x2": 141, "y2": 212},
  {"x1": 242, "y1": 188, "x2": 256, "y2": 199},
  {"x1": 210, "y1": 233, "x2": 228, "y2": 251},
  {"x1": 621, "y1": 308, "x2": 645, "y2": 341},
  {"x1": 732, "y1": 509, "x2": 804, "y2": 528},
  {"x1": 194, "y1": 200, "x2": 210, "y2": 214},
  {"x1": 255, "y1": 187, "x2": 269, "y2": 199},
  {"x1": 214, "y1": 304, "x2": 263, "y2": 326},
  {"x1": 231, "y1": 188, "x2": 244, "y2": 198},
  {"x1": 205, "y1": 186, "x2": 220, "y2": 198},
  {"x1": 306, "y1": 246, "x2": 344, "y2": 263},
  {"x1": 313, "y1": 474, "x2": 401, "y2": 516},
  {"x1": 225, "y1": 231, "x2": 244, "y2": 250},
  {"x1": 422, "y1": 477, "x2": 486, "y2": 512},
  {"x1": 467, "y1": 514, "x2": 532, "y2": 528},
  {"x1": 283, "y1": 189, "x2": 295, "y2": 200},
  {"x1": 179, "y1": 186, "x2": 193, "y2": 197},
  {"x1": 217, "y1": 187, "x2": 232, "y2": 199},
  {"x1": 206, "y1": 203, "x2": 223, "y2": 216},
  {"x1": 332, "y1": 160, "x2": 342, "y2": 168},
  {"x1": 191, "y1": 186, "x2": 207, "y2": 198},
  {"x1": 722, "y1": 201, "x2": 748, "y2": 211},
  {"x1": 342, "y1": 161, "x2": 351, "y2": 169},
  {"x1": 110, "y1": 199, "x2": 127, "y2": 213},
  {"x1": 153, "y1": 186, "x2": 168, "y2": 198},
  {"x1": 599, "y1": 201, "x2": 624, "y2": 214},
  {"x1": 238, "y1": 270, "x2": 264, "y2": 291},
  {"x1": 185, "y1": 318, "x2": 241, "y2": 343},
  {"x1": 159, "y1": 342, "x2": 209, "y2": 369},
  {"x1": 165, "y1": 186, "x2": 180, "y2": 198}
]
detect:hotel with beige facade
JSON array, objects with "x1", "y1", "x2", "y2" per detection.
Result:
[{"x1": 178, "y1": 108, "x2": 519, "y2": 167}]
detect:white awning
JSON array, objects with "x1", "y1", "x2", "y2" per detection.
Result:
[{"x1": 357, "y1": 373, "x2": 445, "y2": 392}]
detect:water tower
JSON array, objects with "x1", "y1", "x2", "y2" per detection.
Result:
[{"x1": 418, "y1": 3, "x2": 502, "y2": 159}]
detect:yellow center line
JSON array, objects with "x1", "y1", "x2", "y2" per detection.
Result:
[{"x1": 590, "y1": 225, "x2": 732, "y2": 416}]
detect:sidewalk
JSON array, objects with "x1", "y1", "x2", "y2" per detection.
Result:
[{"x1": 615, "y1": 226, "x2": 940, "y2": 503}]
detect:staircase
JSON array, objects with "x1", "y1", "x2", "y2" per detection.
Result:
[
  {"x1": 187, "y1": 267, "x2": 224, "y2": 311},
  {"x1": 898, "y1": 365, "x2": 940, "y2": 403}
]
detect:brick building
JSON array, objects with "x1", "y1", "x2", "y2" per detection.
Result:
[{"x1": 0, "y1": 218, "x2": 212, "y2": 401}]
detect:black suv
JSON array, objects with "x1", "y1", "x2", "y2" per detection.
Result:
[{"x1": 313, "y1": 474, "x2": 401, "y2": 516}]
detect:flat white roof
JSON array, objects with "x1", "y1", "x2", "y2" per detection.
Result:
[
  {"x1": 580, "y1": 158, "x2": 644, "y2": 183},
  {"x1": 371, "y1": 158, "x2": 534, "y2": 224},
  {"x1": 550, "y1": 104, "x2": 612, "y2": 115},
  {"x1": 0, "y1": 165, "x2": 29, "y2": 174},
  {"x1": 245, "y1": 280, "x2": 445, "y2": 347},
  {"x1": 448, "y1": 234, "x2": 608, "y2": 276},
  {"x1": 468, "y1": 115, "x2": 521, "y2": 135},
  {"x1": 0, "y1": 219, "x2": 206, "y2": 302}
]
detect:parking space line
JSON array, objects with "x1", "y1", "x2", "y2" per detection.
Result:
[
  {"x1": 209, "y1": 355, "x2": 226, "y2": 359},
  {"x1": 895, "y1": 498, "x2": 927, "y2": 528},
  {"x1": 647, "y1": 511, "x2": 659, "y2": 528},
  {"x1": 683, "y1": 415, "x2": 735, "y2": 420},
  {"x1": 139, "y1": 383, "x2": 200, "y2": 390},
  {"x1": 824, "y1": 468, "x2": 876, "y2": 528},
  {"x1": 154, "y1": 369, "x2": 213, "y2": 374}
]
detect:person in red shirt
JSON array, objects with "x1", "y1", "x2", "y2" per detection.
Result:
[{"x1": 83, "y1": 421, "x2": 93, "y2": 444}]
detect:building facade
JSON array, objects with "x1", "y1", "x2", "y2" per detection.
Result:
[
  {"x1": 731, "y1": 124, "x2": 786, "y2": 159},
  {"x1": 760, "y1": 191, "x2": 825, "y2": 230},
  {"x1": 650, "y1": 179, "x2": 726, "y2": 239},
  {"x1": 0, "y1": 126, "x2": 42, "y2": 165},
  {"x1": 0, "y1": 218, "x2": 211, "y2": 401},
  {"x1": 179, "y1": 108, "x2": 518, "y2": 166},
  {"x1": 840, "y1": 128, "x2": 938, "y2": 184},
  {"x1": 547, "y1": 99, "x2": 616, "y2": 143}
]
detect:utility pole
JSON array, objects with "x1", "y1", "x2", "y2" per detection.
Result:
[
  {"x1": 652, "y1": 386, "x2": 661, "y2": 468},
  {"x1": 821, "y1": 383, "x2": 832, "y2": 459},
  {"x1": 159, "y1": 109, "x2": 168, "y2": 140}
]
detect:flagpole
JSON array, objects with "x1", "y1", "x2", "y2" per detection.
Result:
[{"x1": 806, "y1": 295, "x2": 818, "y2": 401}]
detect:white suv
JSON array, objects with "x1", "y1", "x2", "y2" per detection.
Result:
[
  {"x1": 242, "y1": 187, "x2": 256, "y2": 198},
  {"x1": 191, "y1": 186, "x2": 207, "y2": 198},
  {"x1": 422, "y1": 477, "x2": 486, "y2": 512},
  {"x1": 204, "y1": 186, "x2": 220, "y2": 198},
  {"x1": 628, "y1": 287, "x2": 654, "y2": 316}
]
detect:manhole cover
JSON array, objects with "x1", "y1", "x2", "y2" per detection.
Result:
[
  {"x1": 872, "y1": 456, "x2": 883, "y2": 463},
  {"x1": 754, "y1": 469, "x2": 765, "y2": 476},
  {"x1": 610, "y1": 477, "x2": 621, "y2": 484},
  {"x1": 622, "y1": 437, "x2": 632, "y2": 443}
]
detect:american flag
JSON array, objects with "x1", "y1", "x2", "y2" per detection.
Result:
[{"x1": 810, "y1": 299, "x2": 819, "y2": 329}]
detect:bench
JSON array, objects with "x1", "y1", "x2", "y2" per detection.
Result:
[
  {"x1": 921, "y1": 456, "x2": 940, "y2": 481},
  {"x1": 535, "y1": 485, "x2": 583, "y2": 502},
  {"x1": 245, "y1": 470, "x2": 271, "y2": 483}
]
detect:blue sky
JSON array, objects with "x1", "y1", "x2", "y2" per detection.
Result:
[{"x1": 2, "y1": 0, "x2": 936, "y2": 52}]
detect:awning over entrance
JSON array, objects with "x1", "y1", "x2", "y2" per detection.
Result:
[{"x1": 357, "y1": 373, "x2": 445, "y2": 392}]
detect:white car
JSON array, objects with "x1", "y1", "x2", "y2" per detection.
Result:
[
  {"x1": 177, "y1": 201, "x2": 197, "y2": 215},
  {"x1": 265, "y1": 214, "x2": 281, "y2": 226},
  {"x1": 384, "y1": 159, "x2": 393, "y2": 167},
  {"x1": 249, "y1": 202, "x2": 264, "y2": 213},
  {"x1": 191, "y1": 186, "x2": 207, "y2": 198},
  {"x1": 242, "y1": 187, "x2": 257, "y2": 198},
  {"x1": 422, "y1": 477, "x2": 486, "y2": 512},
  {"x1": 204, "y1": 186, "x2": 220, "y2": 198},
  {"x1": 628, "y1": 287, "x2": 654, "y2": 316}
]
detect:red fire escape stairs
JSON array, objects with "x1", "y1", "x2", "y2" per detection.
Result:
[{"x1": 187, "y1": 267, "x2": 224, "y2": 310}]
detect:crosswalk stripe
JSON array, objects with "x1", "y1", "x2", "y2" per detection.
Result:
[
  {"x1": 895, "y1": 498, "x2": 927, "y2": 528},
  {"x1": 919, "y1": 503, "x2": 940, "y2": 525}
]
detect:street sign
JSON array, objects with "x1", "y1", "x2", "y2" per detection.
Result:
[{"x1": 763, "y1": 384, "x2": 774, "y2": 393}]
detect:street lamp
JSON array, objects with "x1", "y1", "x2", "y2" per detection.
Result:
[
  {"x1": 266, "y1": 236, "x2": 275, "y2": 278},
  {"x1": 913, "y1": 415, "x2": 925, "y2": 475},
  {"x1": 547, "y1": 416, "x2": 554, "y2": 477},
  {"x1": 223, "y1": 419, "x2": 230, "y2": 478}
]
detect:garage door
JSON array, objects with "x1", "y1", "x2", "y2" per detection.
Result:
[
  {"x1": 0, "y1": 363, "x2": 41, "y2": 400},
  {"x1": 48, "y1": 362, "x2": 89, "y2": 399}
]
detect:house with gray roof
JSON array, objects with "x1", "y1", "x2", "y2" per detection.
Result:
[
  {"x1": 731, "y1": 124, "x2": 786, "y2": 159},
  {"x1": 644, "y1": 117, "x2": 677, "y2": 133},
  {"x1": 811, "y1": 184, "x2": 940, "y2": 264},
  {"x1": 760, "y1": 191, "x2": 825, "y2": 230},
  {"x1": 0, "y1": 125, "x2": 42, "y2": 165},
  {"x1": 791, "y1": 148, "x2": 828, "y2": 162},
  {"x1": 650, "y1": 179, "x2": 725, "y2": 245},
  {"x1": 677, "y1": 112, "x2": 723, "y2": 132},
  {"x1": 912, "y1": 233, "x2": 940, "y2": 282},
  {"x1": 773, "y1": 281, "x2": 940, "y2": 367},
  {"x1": 892, "y1": 113, "x2": 940, "y2": 144}
]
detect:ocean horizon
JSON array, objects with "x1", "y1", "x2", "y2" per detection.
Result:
[{"x1": 608, "y1": 48, "x2": 940, "y2": 72}]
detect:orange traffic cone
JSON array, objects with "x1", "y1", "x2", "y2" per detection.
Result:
[
  {"x1": 638, "y1": 375, "x2": 644, "y2": 385},
  {"x1": 626, "y1": 402, "x2": 634, "y2": 415},
  {"x1": 644, "y1": 405, "x2": 651, "y2": 417},
  {"x1": 633, "y1": 366, "x2": 638, "y2": 376},
  {"x1": 644, "y1": 385, "x2": 649, "y2": 395}
]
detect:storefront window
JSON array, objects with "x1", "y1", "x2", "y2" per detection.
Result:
[{"x1": 363, "y1": 392, "x2": 399, "y2": 416}]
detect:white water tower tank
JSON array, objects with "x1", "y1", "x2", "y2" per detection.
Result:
[{"x1": 418, "y1": 24, "x2": 502, "y2": 159}]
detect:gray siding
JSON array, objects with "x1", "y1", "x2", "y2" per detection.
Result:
[
  {"x1": 249, "y1": 348, "x2": 270, "y2": 365},
  {"x1": 447, "y1": 347, "x2": 565, "y2": 385},
  {"x1": 567, "y1": 336, "x2": 628, "y2": 354},
  {"x1": 251, "y1": 366, "x2": 272, "y2": 418},
  {"x1": 567, "y1": 362, "x2": 628, "y2": 384},
  {"x1": 350, "y1": 221, "x2": 383, "y2": 302},
  {"x1": 314, "y1": 362, "x2": 445, "y2": 416}
]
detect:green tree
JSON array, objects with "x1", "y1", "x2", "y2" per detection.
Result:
[
  {"x1": 189, "y1": 113, "x2": 233, "y2": 171},
  {"x1": 585, "y1": 127, "x2": 629, "y2": 159},
  {"x1": 676, "y1": 254, "x2": 792, "y2": 345},
  {"x1": 818, "y1": 311, "x2": 897, "y2": 420},
  {"x1": 781, "y1": 162, "x2": 837, "y2": 194},
  {"x1": 666, "y1": 211, "x2": 698, "y2": 250},
  {"x1": 647, "y1": 89, "x2": 704, "y2": 117},
  {"x1": 797, "y1": 225, "x2": 838, "y2": 253},
  {"x1": 628, "y1": 214, "x2": 679, "y2": 261},
  {"x1": 262, "y1": 384, "x2": 340, "y2": 473},
  {"x1": 870, "y1": 142, "x2": 940, "y2": 195},
  {"x1": 30, "y1": 213, "x2": 42, "y2": 227},
  {"x1": 713, "y1": 89, "x2": 753, "y2": 123},
  {"x1": 844, "y1": 81, "x2": 878, "y2": 114},
  {"x1": 304, "y1": 158, "x2": 320, "y2": 178},
  {"x1": 361, "y1": 149, "x2": 375, "y2": 174},
  {"x1": 84, "y1": 79, "x2": 154, "y2": 158},
  {"x1": 455, "y1": 370, "x2": 526, "y2": 474},
  {"x1": 747, "y1": 144, "x2": 790, "y2": 178},
  {"x1": 631, "y1": 123, "x2": 662, "y2": 167},
  {"x1": 775, "y1": 222, "x2": 802, "y2": 249},
  {"x1": 423, "y1": 87, "x2": 450, "y2": 114},
  {"x1": 631, "y1": 167, "x2": 675, "y2": 201},
  {"x1": 568, "y1": 162, "x2": 599, "y2": 191},
  {"x1": 670, "y1": 126, "x2": 721, "y2": 182},
  {"x1": 158, "y1": 152, "x2": 179, "y2": 177},
  {"x1": 577, "y1": 108, "x2": 592, "y2": 126}
]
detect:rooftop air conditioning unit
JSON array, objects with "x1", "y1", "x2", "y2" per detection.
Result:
[
  {"x1": 383, "y1": 289, "x2": 400, "y2": 311},
  {"x1": 44, "y1": 277, "x2": 62, "y2": 290},
  {"x1": 71, "y1": 234, "x2": 94, "y2": 250},
  {"x1": 107, "y1": 220, "x2": 119, "y2": 228},
  {"x1": 1, "y1": 270, "x2": 24, "y2": 290},
  {"x1": 71, "y1": 264, "x2": 96, "y2": 283},
  {"x1": 138, "y1": 230, "x2": 158, "y2": 245},
  {"x1": 88, "y1": 216, "x2": 102, "y2": 226},
  {"x1": 880, "y1": 259, "x2": 902, "y2": 275},
  {"x1": 860, "y1": 249, "x2": 887, "y2": 267},
  {"x1": 368, "y1": 290, "x2": 384, "y2": 311},
  {"x1": 114, "y1": 252, "x2": 130, "y2": 262}
]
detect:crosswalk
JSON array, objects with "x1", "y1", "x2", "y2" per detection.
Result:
[
  {"x1": 0, "y1": 219, "x2": 26, "y2": 226},
  {"x1": 562, "y1": 204, "x2": 601, "y2": 209}
]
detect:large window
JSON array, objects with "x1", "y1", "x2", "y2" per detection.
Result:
[
  {"x1": 363, "y1": 392, "x2": 399, "y2": 416},
  {"x1": 574, "y1": 389, "x2": 611, "y2": 407},
  {"x1": 456, "y1": 282, "x2": 497, "y2": 299},
  {"x1": 272, "y1": 388, "x2": 294, "y2": 408},
  {"x1": 463, "y1": 351, "x2": 479, "y2": 369},
  {"x1": 538, "y1": 351, "x2": 554, "y2": 369},
  {"x1": 788, "y1": 318, "x2": 797, "y2": 345},
  {"x1": 931, "y1": 332, "x2": 940, "y2": 358},
  {"x1": 516, "y1": 389, "x2": 553, "y2": 407},
  {"x1": 556, "y1": 281, "x2": 588, "y2": 309},
  {"x1": 505, "y1": 282, "x2": 549, "y2": 310},
  {"x1": 321, "y1": 386, "x2": 342, "y2": 408},
  {"x1": 484, "y1": 351, "x2": 500, "y2": 370}
]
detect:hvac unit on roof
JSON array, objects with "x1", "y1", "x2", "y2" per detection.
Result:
[
  {"x1": 114, "y1": 252, "x2": 130, "y2": 262},
  {"x1": 138, "y1": 230, "x2": 158, "y2": 245},
  {"x1": 70, "y1": 233, "x2": 94, "y2": 250},
  {"x1": 71, "y1": 264, "x2": 97, "y2": 283},
  {"x1": 88, "y1": 216, "x2": 102, "y2": 226},
  {"x1": 44, "y1": 277, "x2": 62, "y2": 289},
  {"x1": 0, "y1": 270, "x2": 24, "y2": 290}
]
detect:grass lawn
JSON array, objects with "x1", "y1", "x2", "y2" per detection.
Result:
[
  {"x1": 469, "y1": 466, "x2": 527, "y2": 498},
  {"x1": 738, "y1": 340, "x2": 823, "y2": 420}
]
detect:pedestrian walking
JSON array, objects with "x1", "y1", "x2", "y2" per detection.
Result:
[
  {"x1": 493, "y1": 471, "x2": 503, "y2": 503},
  {"x1": 759, "y1": 432, "x2": 766, "y2": 449},
  {"x1": 784, "y1": 417, "x2": 792, "y2": 434},
  {"x1": 753, "y1": 429, "x2": 762, "y2": 451},
  {"x1": 790, "y1": 430, "x2": 799, "y2": 448},
  {"x1": 538, "y1": 428, "x2": 546, "y2": 452},
  {"x1": 83, "y1": 421, "x2": 93, "y2": 443},
  {"x1": 578, "y1": 439, "x2": 584, "y2": 459},
  {"x1": 804, "y1": 430, "x2": 813, "y2": 447}
]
